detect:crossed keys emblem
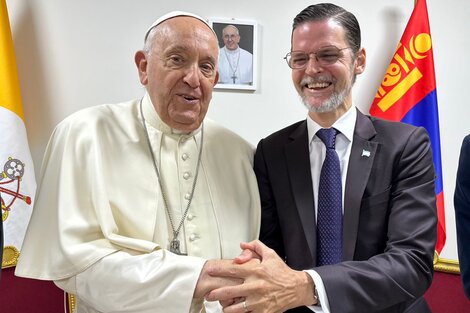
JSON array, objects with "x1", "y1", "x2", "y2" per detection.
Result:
[{"x1": 1, "y1": 157, "x2": 32, "y2": 222}]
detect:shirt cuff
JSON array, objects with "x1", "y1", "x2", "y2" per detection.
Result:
[{"x1": 304, "y1": 269, "x2": 330, "y2": 313}]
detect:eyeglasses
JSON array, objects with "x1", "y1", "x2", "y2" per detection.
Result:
[
  {"x1": 223, "y1": 34, "x2": 239, "y2": 40},
  {"x1": 284, "y1": 46, "x2": 351, "y2": 69}
]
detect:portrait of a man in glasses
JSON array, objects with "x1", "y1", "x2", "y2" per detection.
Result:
[{"x1": 212, "y1": 22, "x2": 254, "y2": 86}]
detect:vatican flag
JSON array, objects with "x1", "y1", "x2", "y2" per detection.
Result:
[{"x1": 1, "y1": 0, "x2": 36, "y2": 268}]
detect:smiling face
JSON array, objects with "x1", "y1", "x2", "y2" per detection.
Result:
[
  {"x1": 222, "y1": 25, "x2": 240, "y2": 51},
  {"x1": 135, "y1": 16, "x2": 219, "y2": 132},
  {"x1": 291, "y1": 18, "x2": 365, "y2": 123}
]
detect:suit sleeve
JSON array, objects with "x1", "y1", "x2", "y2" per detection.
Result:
[
  {"x1": 455, "y1": 135, "x2": 470, "y2": 299},
  {"x1": 316, "y1": 127, "x2": 437, "y2": 313}
]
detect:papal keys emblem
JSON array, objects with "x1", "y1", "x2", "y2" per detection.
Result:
[{"x1": 1, "y1": 157, "x2": 32, "y2": 222}]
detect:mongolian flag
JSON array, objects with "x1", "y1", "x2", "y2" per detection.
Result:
[
  {"x1": 369, "y1": 0, "x2": 445, "y2": 253},
  {"x1": 1, "y1": 0, "x2": 36, "y2": 268}
]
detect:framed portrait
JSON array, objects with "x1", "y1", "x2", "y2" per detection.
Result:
[{"x1": 208, "y1": 18, "x2": 258, "y2": 91}]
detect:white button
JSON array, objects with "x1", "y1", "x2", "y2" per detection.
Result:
[
  {"x1": 182, "y1": 153, "x2": 189, "y2": 161},
  {"x1": 184, "y1": 193, "x2": 191, "y2": 200},
  {"x1": 189, "y1": 234, "x2": 197, "y2": 241},
  {"x1": 183, "y1": 172, "x2": 190, "y2": 180},
  {"x1": 187, "y1": 214, "x2": 194, "y2": 221}
]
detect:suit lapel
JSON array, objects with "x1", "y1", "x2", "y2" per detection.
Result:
[
  {"x1": 343, "y1": 110, "x2": 378, "y2": 260},
  {"x1": 285, "y1": 121, "x2": 317, "y2": 263}
]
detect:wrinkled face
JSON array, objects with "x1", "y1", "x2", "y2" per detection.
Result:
[
  {"x1": 135, "y1": 17, "x2": 219, "y2": 132},
  {"x1": 291, "y1": 19, "x2": 365, "y2": 114},
  {"x1": 222, "y1": 26, "x2": 240, "y2": 50}
]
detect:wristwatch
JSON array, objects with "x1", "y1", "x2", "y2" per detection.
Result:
[{"x1": 313, "y1": 285, "x2": 321, "y2": 306}]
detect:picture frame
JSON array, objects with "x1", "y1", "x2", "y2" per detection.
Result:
[{"x1": 208, "y1": 18, "x2": 258, "y2": 91}]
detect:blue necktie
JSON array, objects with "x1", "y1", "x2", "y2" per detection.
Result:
[{"x1": 316, "y1": 128, "x2": 343, "y2": 266}]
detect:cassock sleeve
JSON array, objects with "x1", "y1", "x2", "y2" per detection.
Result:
[{"x1": 55, "y1": 249, "x2": 207, "y2": 313}]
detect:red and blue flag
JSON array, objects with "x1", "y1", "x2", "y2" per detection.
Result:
[{"x1": 369, "y1": 0, "x2": 445, "y2": 253}]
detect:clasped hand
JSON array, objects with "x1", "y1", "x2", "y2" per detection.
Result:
[{"x1": 200, "y1": 240, "x2": 315, "y2": 313}]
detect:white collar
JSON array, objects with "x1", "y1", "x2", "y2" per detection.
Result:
[
  {"x1": 307, "y1": 105, "x2": 357, "y2": 144},
  {"x1": 224, "y1": 46, "x2": 240, "y2": 54},
  {"x1": 141, "y1": 92, "x2": 202, "y2": 137}
]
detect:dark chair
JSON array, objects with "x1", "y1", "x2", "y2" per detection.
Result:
[
  {"x1": 0, "y1": 266, "x2": 68, "y2": 313},
  {"x1": 424, "y1": 259, "x2": 470, "y2": 312}
]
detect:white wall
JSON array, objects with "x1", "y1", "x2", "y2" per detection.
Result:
[{"x1": 6, "y1": 0, "x2": 470, "y2": 261}]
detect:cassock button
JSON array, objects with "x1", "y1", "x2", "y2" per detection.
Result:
[
  {"x1": 187, "y1": 214, "x2": 194, "y2": 221},
  {"x1": 184, "y1": 193, "x2": 191, "y2": 200},
  {"x1": 182, "y1": 153, "x2": 189, "y2": 161},
  {"x1": 189, "y1": 234, "x2": 197, "y2": 241},
  {"x1": 183, "y1": 172, "x2": 191, "y2": 180}
]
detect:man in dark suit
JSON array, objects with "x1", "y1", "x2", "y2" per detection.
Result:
[
  {"x1": 455, "y1": 134, "x2": 470, "y2": 300},
  {"x1": 205, "y1": 3, "x2": 436, "y2": 313}
]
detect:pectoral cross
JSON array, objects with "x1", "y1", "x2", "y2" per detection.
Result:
[
  {"x1": 231, "y1": 73, "x2": 237, "y2": 84},
  {"x1": 170, "y1": 239, "x2": 187, "y2": 255}
]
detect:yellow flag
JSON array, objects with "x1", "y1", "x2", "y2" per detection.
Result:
[{"x1": 1, "y1": 0, "x2": 36, "y2": 268}]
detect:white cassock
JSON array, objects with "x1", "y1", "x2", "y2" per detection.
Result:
[
  {"x1": 15, "y1": 92, "x2": 261, "y2": 313},
  {"x1": 218, "y1": 47, "x2": 253, "y2": 85}
]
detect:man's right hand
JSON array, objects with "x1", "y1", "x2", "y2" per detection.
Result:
[{"x1": 204, "y1": 240, "x2": 317, "y2": 312}]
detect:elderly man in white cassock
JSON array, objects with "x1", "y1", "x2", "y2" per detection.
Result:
[
  {"x1": 15, "y1": 11, "x2": 260, "y2": 313},
  {"x1": 217, "y1": 25, "x2": 253, "y2": 85}
]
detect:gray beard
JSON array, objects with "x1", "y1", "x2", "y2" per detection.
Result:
[
  {"x1": 300, "y1": 86, "x2": 349, "y2": 113},
  {"x1": 300, "y1": 63, "x2": 357, "y2": 113}
]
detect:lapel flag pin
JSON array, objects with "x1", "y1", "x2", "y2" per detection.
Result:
[{"x1": 361, "y1": 149, "x2": 371, "y2": 157}]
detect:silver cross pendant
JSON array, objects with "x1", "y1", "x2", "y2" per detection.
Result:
[{"x1": 170, "y1": 239, "x2": 186, "y2": 255}]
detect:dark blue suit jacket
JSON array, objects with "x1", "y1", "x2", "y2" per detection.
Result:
[
  {"x1": 455, "y1": 134, "x2": 470, "y2": 299},
  {"x1": 254, "y1": 109, "x2": 437, "y2": 313}
]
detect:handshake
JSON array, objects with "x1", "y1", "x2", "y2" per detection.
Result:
[{"x1": 194, "y1": 240, "x2": 317, "y2": 313}]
